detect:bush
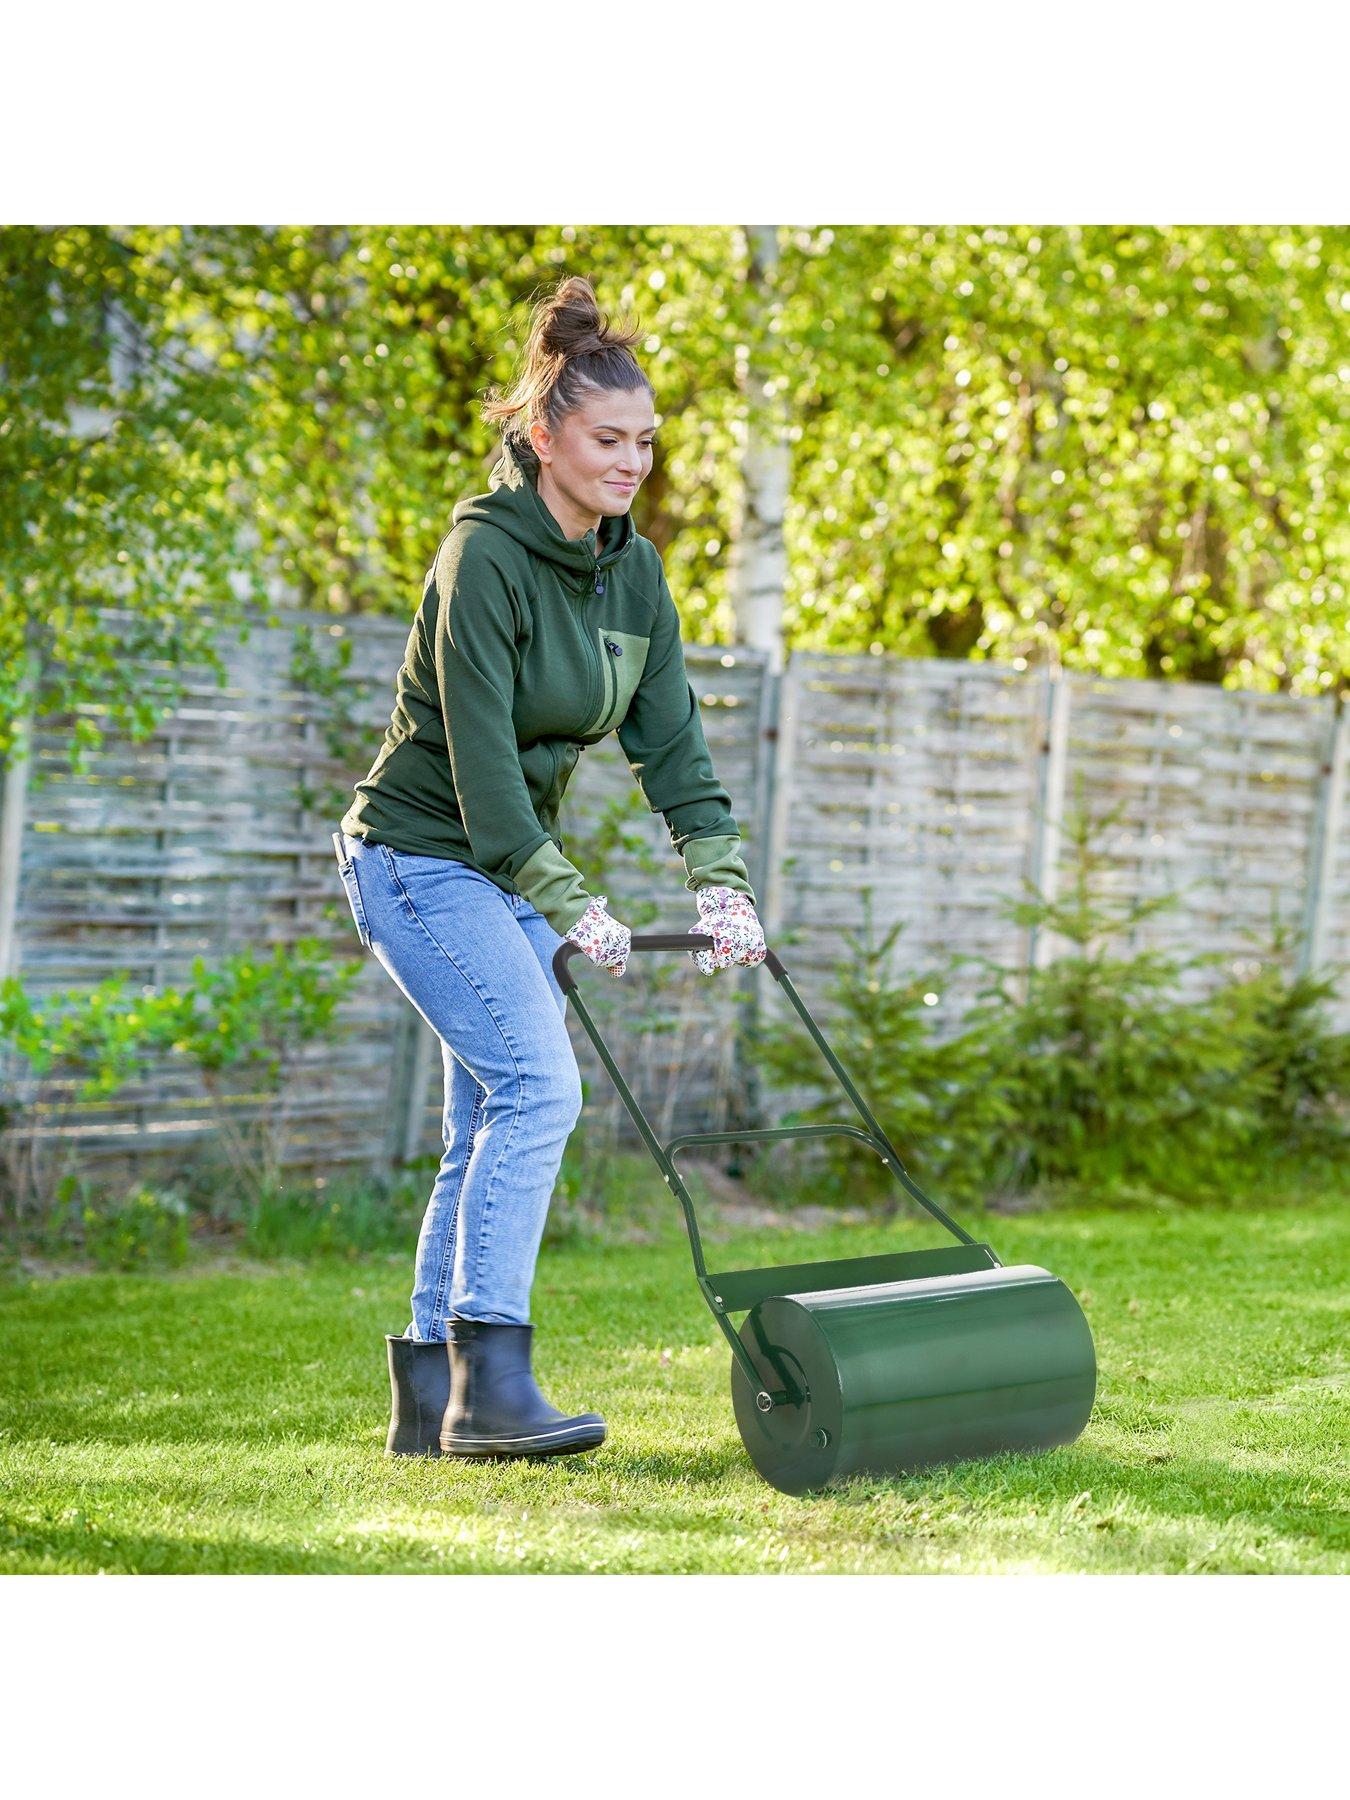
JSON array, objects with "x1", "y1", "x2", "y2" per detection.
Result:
[
  {"x1": 963, "y1": 803, "x2": 1348, "y2": 1201},
  {"x1": 239, "y1": 1168, "x2": 425, "y2": 1260},
  {"x1": 746, "y1": 893, "x2": 1018, "y2": 1214},
  {"x1": 744, "y1": 802, "x2": 1349, "y2": 1211},
  {"x1": 0, "y1": 940, "x2": 364, "y2": 1232},
  {"x1": 1211, "y1": 923, "x2": 1350, "y2": 1159},
  {"x1": 24, "y1": 1173, "x2": 192, "y2": 1271}
]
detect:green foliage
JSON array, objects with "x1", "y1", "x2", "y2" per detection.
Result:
[
  {"x1": 972, "y1": 950, "x2": 1263, "y2": 1200},
  {"x1": 774, "y1": 225, "x2": 1349, "y2": 691},
  {"x1": 77, "y1": 1180, "x2": 192, "y2": 1271},
  {"x1": 0, "y1": 970, "x2": 181, "y2": 1097},
  {"x1": 745, "y1": 806, "x2": 1348, "y2": 1210},
  {"x1": 1, "y1": 939, "x2": 361, "y2": 1089},
  {"x1": 0, "y1": 225, "x2": 270, "y2": 769},
  {"x1": 965, "y1": 803, "x2": 1348, "y2": 1199},
  {"x1": 239, "y1": 1169, "x2": 424, "y2": 1261},
  {"x1": 19, "y1": 1172, "x2": 192, "y2": 1271},
  {"x1": 288, "y1": 620, "x2": 360, "y2": 819},
  {"x1": 162, "y1": 939, "x2": 361, "y2": 1082},
  {"x1": 1210, "y1": 923, "x2": 1350, "y2": 1157},
  {"x1": 747, "y1": 893, "x2": 1017, "y2": 1213},
  {"x1": 6, "y1": 226, "x2": 1346, "y2": 786},
  {"x1": 0, "y1": 941, "x2": 364, "y2": 1223}
]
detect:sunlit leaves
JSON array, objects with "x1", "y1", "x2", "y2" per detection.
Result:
[
  {"x1": 768, "y1": 225, "x2": 1349, "y2": 689},
  {"x1": 4, "y1": 225, "x2": 1345, "y2": 781}
]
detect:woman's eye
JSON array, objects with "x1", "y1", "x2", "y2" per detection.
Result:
[{"x1": 600, "y1": 440, "x2": 655, "y2": 450}]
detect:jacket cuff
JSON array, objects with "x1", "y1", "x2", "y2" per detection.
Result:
[
  {"x1": 681, "y1": 833, "x2": 755, "y2": 904},
  {"x1": 513, "y1": 839, "x2": 595, "y2": 937}
]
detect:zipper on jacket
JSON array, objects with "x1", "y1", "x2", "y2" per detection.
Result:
[
  {"x1": 590, "y1": 529, "x2": 608, "y2": 597},
  {"x1": 601, "y1": 636, "x2": 621, "y2": 728},
  {"x1": 543, "y1": 737, "x2": 561, "y2": 812}
]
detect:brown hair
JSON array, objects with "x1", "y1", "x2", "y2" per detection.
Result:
[{"x1": 481, "y1": 276, "x2": 655, "y2": 455}]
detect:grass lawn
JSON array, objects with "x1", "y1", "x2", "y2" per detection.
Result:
[{"x1": 1, "y1": 1194, "x2": 1346, "y2": 1574}]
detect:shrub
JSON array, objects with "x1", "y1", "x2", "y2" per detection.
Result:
[
  {"x1": 744, "y1": 801, "x2": 1349, "y2": 1211},
  {"x1": 965, "y1": 803, "x2": 1346, "y2": 1200},
  {"x1": 0, "y1": 941, "x2": 363, "y2": 1234},
  {"x1": 240, "y1": 1168, "x2": 424, "y2": 1260},
  {"x1": 745, "y1": 892, "x2": 1017, "y2": 1214},
  {"x1": 1208, "y1": 921, "x2": 1349, "y2": 1160},
  {"x1": 27, "y1": 1172, "x2": 192, "y2": 1271}
]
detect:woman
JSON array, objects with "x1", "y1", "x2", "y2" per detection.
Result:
[{"x1": 331, "y1": 275, "x2": 767, "y2": 1462}]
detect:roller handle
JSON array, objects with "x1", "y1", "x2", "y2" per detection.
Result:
[
  {"x1": 552, "y1": 931, "x2": 784, "y2": 995},
  {"x1": 552, "y1": 920, "x2": 982, "y2": 1404}
]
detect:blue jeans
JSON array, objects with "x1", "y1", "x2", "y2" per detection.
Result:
[{"x1": 331, "y1": 831, "x2": 583, "y2": 1336}]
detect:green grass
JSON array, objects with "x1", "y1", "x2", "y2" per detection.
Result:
[{"x1": 1, "y1": 1196, "x2": 1346, "y2": 1573}]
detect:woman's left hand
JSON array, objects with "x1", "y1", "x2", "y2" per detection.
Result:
[{"x1": 688, "y1": 885, "x2": 768, "y2": 976}]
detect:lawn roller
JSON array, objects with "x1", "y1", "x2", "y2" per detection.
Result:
[{"x1": 553, "y1": 930, "x2": 1097, "y2": 1496}]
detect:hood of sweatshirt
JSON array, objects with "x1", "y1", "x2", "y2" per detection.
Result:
[{"x1": 451, "y1": 435, "x2": 637, "y2": 577}]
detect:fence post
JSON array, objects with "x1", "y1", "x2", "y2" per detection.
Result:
[
  {"x1": 1025, "y1": 663, "x2": 1071, "y2": 976},
  {"x1": 729, "y1": 656, "x2": 784, "y2": 1146},
  {"x1": 383, "y1": 1012, "x2": 439, "y2": 1174},
  {"x1": 759, "y1": 654, "x2": 800, "y2": 949},
  {"x1": 1299, "y1": 694, "x2": 1348, "y2": 977},
  {"x1": 0, "y1": 689, "x2": 34, "y2": 1211},
  {"x1": 0, "y1": 697, "x2": 34, "y2": 984},
  {"x1": 726, "y1": 652, "x2": 801, "y2": 1154}
]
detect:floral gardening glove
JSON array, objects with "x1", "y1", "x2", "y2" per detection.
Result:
[
  {"x1": 688, "y1": 885, "x2": 768, "y2": 976},
  {"x1": 564, "y1": 895, "x2": 633, "y2": 978}
]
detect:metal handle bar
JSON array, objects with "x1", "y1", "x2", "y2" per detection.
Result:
[
  {"x1": 554, "y1": 920, "x2": 977, "y2": 1215},
  {"x1": 553, "y1": 930, "x2": 744, "y2": 993},
  {"x1": 552, "y1": 930, "x2": 987, "y2": 1404}
]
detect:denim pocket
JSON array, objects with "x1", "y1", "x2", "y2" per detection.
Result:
[{"x1": 331, "y1": 830, "x2": 373, "y2": 950}]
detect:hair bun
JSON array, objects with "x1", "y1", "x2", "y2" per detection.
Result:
[
  {"x1": 540, "y1": 277, "x2": 610, "y2": 360},
  {"x1": 480, "y1": 274, "x2": 653, "y2": 453}
]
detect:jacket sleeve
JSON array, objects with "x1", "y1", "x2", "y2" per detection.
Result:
[
  {"x1": 432, "y1": 530, "x2": 597, "y2": 937},
  {"x1": 616, "y1": 562, "x2": 757, "y2": 905}
]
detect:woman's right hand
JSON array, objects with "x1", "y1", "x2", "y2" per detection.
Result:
[{"x1": 564, "y1": 895, "x2": 632, "y2": 978}]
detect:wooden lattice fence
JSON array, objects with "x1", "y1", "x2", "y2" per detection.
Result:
[
  {"x1": 761, "y1": 655, "x2": 1349, "y2": 1019},
  {"x1": 0, "y1": 607, "x2": 773, "y2": 1199},
  {"x1": 0, "y1": 604, "x2": 1345, "y2": 1203}
]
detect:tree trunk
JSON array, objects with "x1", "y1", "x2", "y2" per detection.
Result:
[{"x1": 727, "y1": 226, "x2": 790, "y2": 673}]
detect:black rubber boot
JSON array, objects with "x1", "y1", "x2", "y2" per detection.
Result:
[
  {"x1": 385, "y1": 1334, "x2": 451, "y2": 1457},
  {"x1": 440, "y1": 1320, "x2": 606, "y2": 1458}
]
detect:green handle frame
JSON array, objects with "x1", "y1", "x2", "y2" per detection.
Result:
[{"x1": 553, "y1": 932, "x2": 1000, "y2": 1409}]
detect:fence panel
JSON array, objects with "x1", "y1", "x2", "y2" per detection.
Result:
[
  {"x1": 1, "y1": 603, "x2": 1344, "y2": 1203},
  {"x1": 0, "y1": 607, "x2": 772, "y2": 1191}
]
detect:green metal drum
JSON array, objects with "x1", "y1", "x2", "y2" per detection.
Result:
[
  {"x1": 729, "y1": 1262, "x2": 1097, "y2": 1496},
  {"x1": 553, "y1": 931, "x2": 1099, "y2": 1498}
]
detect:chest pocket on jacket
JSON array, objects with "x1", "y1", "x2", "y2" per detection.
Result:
[{"x1": 589, "y1": 628, "x2": 650, "y2": 737}]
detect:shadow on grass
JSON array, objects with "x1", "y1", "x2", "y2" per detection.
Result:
[
  {"x1": 819, "y1": 1441, "x2": 1346, "y2": 1552},
  {"x1": 3, "y1": 1432, "x2": 1344, "y2": 1572},
  {"x1": 602, "y1": 1444, "x2": 748, "y2": 1487},
  {"x1": 1050, "y1": 1446, "x2": 1346, "y2": 1550},
  {"x1": 12, "y1": 1401, "x2": 1345, "y2": 1557}
]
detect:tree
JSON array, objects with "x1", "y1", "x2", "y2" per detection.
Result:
[
  {"x1": 5, "y1": 224, "x2": 1345, "y2": 789},
  {"x1": 770, "y1": 225, "x2": 1350, "y2": 692}
]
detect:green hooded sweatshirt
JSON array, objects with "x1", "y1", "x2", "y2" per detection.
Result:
[{"x1": 338, "y1": 436, "x2": 755, "y2": 937}]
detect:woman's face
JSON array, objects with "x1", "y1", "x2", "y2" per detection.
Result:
[{"x1": 530, "y1": 388, "x2": 658, "y2": 539}]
